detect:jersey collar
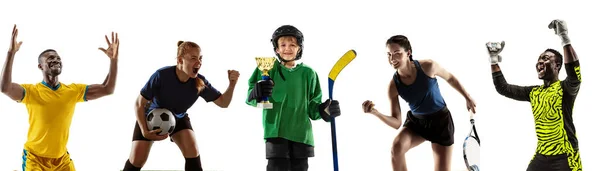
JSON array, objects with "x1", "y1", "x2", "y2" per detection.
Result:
[{"x1": 41, "y1": 81, "x2": 61, "y2": 91}]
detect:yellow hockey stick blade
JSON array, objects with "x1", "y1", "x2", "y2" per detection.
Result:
[{"x1": 328, "y1": 49, "x2": 357, "y2": 81}]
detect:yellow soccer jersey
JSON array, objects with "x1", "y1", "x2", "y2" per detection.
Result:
[{"x1": 19, "y1": 81, "x2": 88, "y2": 158}]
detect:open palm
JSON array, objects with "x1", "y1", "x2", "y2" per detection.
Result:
[
  {"x1": 9, "y1": 24, "x2": 23, "y2": 53},
  {"x1": 98, "y1": 32, "x2": 119, "y2": 59}
]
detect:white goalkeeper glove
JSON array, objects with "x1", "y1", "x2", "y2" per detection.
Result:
[
  {"x1": 486, "y1": 41, "x2": 505, "y2": 65},
  {"x1": 548, "y1": 19, "x2": 571, "y2": 46}
]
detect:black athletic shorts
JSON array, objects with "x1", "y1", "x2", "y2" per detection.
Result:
[
  {"x1": 527, "y1": 153, "x2": 581, "y2": 171},
  {"x1": 403, "y1": 106, "x2": 454, "y2": 146},
  {"x1": 132, "y1": 114, "x2": 193, "y2": 142},
  {"x1": 265, "y1": 138, "x2": 315, "y2": 159}
]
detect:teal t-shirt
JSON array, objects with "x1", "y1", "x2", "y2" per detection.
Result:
[{"x1": 246, "y1": 62, "x2": 323, "y2": 146}]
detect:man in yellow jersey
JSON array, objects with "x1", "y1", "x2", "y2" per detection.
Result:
[{"x1": 0, "y1": 25, "x2": 120, "y2": 171}]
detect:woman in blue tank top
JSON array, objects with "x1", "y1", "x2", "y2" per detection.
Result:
[{"x1": 362, "y1": 35, "x2": 477, "y2": 171}]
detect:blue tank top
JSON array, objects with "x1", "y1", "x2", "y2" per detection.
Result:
[{"x1": 393, "y1": 60, "x2": 446, "y2": 115}]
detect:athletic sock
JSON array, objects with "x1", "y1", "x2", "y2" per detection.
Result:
[
  {"x1": 123, "y1": 159, "x2": 141, "y2": 171},
  {"x1": 185, "y1": 155, "x2": 203, "y2": 171}
]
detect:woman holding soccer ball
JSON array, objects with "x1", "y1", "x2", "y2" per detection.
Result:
[{"x1": 122, "y1": 41, "x2": 240, "y2": 171}]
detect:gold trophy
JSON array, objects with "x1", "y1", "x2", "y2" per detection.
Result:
[{"x1": 255, "y1": 57, "x2": 277, "y2": 109}]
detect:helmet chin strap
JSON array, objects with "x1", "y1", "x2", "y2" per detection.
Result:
[
  {"x1": 278, "y1": 57, "x2": 294, "y2": 63},
  {"x1": 275, "y1": 54, "x2": 299, "y2": 82},
  {"x1": 276, "y1": 54, "x2": 298, "y2": 63}
]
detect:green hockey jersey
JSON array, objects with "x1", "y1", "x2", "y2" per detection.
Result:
[{"x1": 246, "y1": 62, "x2": 323, "y2": 146}]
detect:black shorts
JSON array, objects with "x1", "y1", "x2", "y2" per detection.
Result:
[
  {"x1": 132, "y1": 114, "x2": 193, "y2": 142},
  {"x1": 403, "y1": 106, "x2": 454, "y2": 146},
  {"x1": 265, "y1": 138, "x2": 315, "y2": 159},
  {"x1": 527, "y1": 152, "x2": 582, "y2": 171}
]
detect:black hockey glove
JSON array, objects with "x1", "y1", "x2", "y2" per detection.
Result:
[
  {"x1": 319, "y1": 99, "x2": 341, "y2": 122},
  {"x1": 248, "y1": 79, "x2": 275, "y2": 102}
]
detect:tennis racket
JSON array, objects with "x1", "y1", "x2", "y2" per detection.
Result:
[
  {"x1": 463, "y1": 112, "x2": 480, "y2": 171},
  {"x1": 327, "y1": 49, "x2": 357, "y2": 171}
]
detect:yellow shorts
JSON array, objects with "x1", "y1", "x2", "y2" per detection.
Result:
[{"x1": 22, "y1": 149, "x2": 75, "y2": 171}]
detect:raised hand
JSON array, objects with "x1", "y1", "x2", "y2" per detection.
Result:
[
  {"x1": 548, "y1": 19, "x2": 568, "y2": 35},
  {"x1": 548, "y1": 19, "x2": 571, "y2": 46},
  {"x1": 8, "y1": 24, "x2": 23, "y2": 54},
  {"x1": 486, "y1": 41, "x2": 505, "y2": 65},
  {"x1": 98, "y1": 32, "x2": 120, "y2": 60},
  {"x1": 227, "y1": 70, "x2": 240, "y2": 85}
]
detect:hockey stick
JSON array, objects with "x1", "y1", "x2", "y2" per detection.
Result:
[{"x1": 327, "y1": 49, "x2": 357, "y2": 171}]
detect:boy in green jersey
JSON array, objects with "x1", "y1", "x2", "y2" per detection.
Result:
[{"x1": 246, "y1": 25, "x2": 342, "y2": 171}]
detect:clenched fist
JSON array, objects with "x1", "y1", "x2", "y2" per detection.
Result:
[
  {"x1": 362, "y1": 100, "x2": 378, "y2": 114},
  {"x1": 227, "y1": 70, "x2": 240, "y2": 84},
  {"x1": 486, "y1": 41, "x2": 505, "y2": 65},
  {"x1": 548, "y1": 19, "x2": 570, "y2": 46}
]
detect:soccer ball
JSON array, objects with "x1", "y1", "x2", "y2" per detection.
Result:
[{"x1": 146, "y1": 108, "x2": 176, "y2": 135}]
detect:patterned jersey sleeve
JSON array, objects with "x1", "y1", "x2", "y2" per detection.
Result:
[
  {"x1": 562, "y1": 61, "x2": 581, "y2": 96},
  {"x1": 492, "y1": 71, "x2": 536, "y2": 102}
]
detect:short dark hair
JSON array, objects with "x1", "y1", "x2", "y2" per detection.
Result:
[
  {"x1": 544, "y1": 48, "x2": 563, "y2": 72},
  {"x1": 38, "y1": 49, "x2": 56, "y2": 64},
  {"x1": 386, "y1": 35, "x2": 413, "y2": 61}
]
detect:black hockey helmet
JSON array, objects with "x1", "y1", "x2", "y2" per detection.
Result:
[{"x1": 271, "y1": 25, "x2": 304, "y2": 62}]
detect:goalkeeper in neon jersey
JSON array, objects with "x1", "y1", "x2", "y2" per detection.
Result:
[
  {"x1": 488, "y1": 19, "x2": 583, "y2": 171},
  {"x1": 246, "y1": 25, "x2": 342, "y2": 171}
]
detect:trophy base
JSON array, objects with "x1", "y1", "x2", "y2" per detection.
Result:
[{"x1": 257, "y1": 103, "x2": 273, "y2": 109}]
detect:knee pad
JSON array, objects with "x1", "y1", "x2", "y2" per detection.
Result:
[{"x1": 185, "y1": 155, "x2": 202, "y2": 171}]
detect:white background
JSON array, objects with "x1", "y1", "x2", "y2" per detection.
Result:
[{"x1": 0, "y1": 0, "x2": 598, "y2": 171}]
